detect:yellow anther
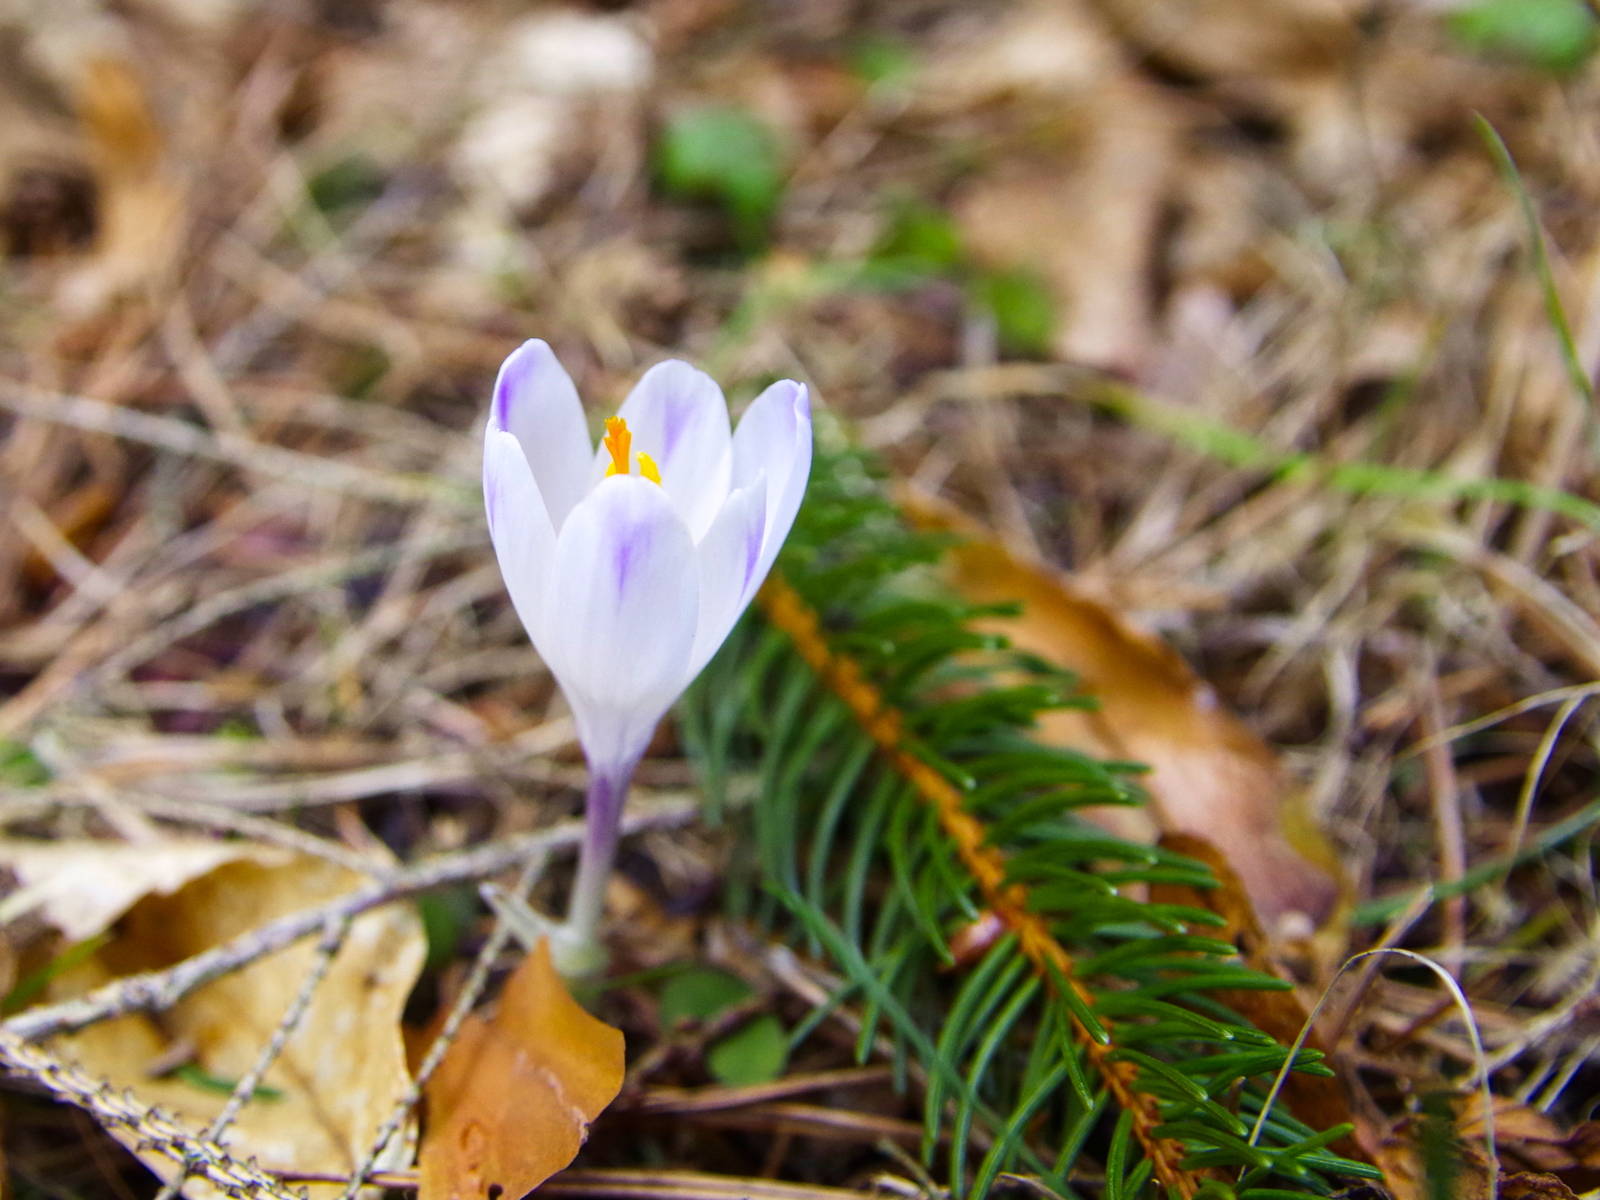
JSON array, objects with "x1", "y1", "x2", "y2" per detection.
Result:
[
  {"x1": 602, "y1": 416, "x2": 632, "y2": 477},
  {"x1": 602, "y1": 416, "x2": 663, "y2": 485}
]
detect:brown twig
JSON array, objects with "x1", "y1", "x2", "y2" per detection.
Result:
[
  {"x1": 630, "y1": 1065, "x2": 895, "y2": 1115},
  {"x1": 277, "y1": 1165, "x2": 892, "y2": 1200},
  {"x1": 0, "y1": 380, "x2": 461, "y2": 508}
]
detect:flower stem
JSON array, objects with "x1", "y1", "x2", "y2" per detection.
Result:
[{"x1": 563, "y1": 762, "x2": 633, "y2": 964}]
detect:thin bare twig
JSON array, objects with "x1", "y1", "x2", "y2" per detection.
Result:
[
  {"x1": 337, "y1": 855, "x2": 546, "y2": 1198},
  {"x1": 15, "y1": 789, "x2": 380, "y2": 875},
  {"x1": 155, "y1": 916, "x2": 352, "y2": 1200},
  {"x1": 1419, "y1": 666, "x2": 1467, "y2": 973},
  {"x1": 0, "y1": 1030, "x2": 304, "y2": 1200},
  {"x1": 277, "y1": 1165, "x2": 889, "y2": 1200},
  {"x1": 0, "y1": 380, "x2": 464, "y2": 508},
  {"x1": 3, "y1": 797, "x2": 697, "y2": 1043},
  {"x1": 630, "y1": 1066, "x2": 896, "y2": 1115}
]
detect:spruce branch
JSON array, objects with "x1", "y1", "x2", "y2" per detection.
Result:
[
  {"x1": 686, "y1": 444, "x2": 1379, "y2": 1198},
  {"x1": 759, "y1": 576, "x2": 1200, "y2": 1198}
]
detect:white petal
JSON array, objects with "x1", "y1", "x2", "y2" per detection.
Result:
[
  {"x1": 546, "y1": 475, "x2": 699, "y2": 773},
  {"x1": 492, "y1": 339, "x2": 594, "y2": 531},
  {"x1": 484, "y1": 428, "x2": 558, "y2": 653},
  {"x1": 687, "y1": 478, "x2": 768, "y2": 677},
  {"x1": 732, "y1": 380, "x2": 813, "y2": 588},
  {"x1": 607, "y1": 360, "x2": 733, "y2": 540}
]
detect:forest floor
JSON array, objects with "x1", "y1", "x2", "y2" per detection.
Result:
[{"x1": 3, "y1": 0, "x2": 1600, "y2": 1197}]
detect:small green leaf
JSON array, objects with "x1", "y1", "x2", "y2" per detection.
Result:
[
  {"x1": 0, "y1": 740, "x2": 49, "y2": 787},
  {"x1": 171, "y1": 1064, "x2": 283, "y2": 1102},
  {"x1": 850, "y1": 36, "x2": 917, "y2": 91},
  {"x1": 1448, "y1": 0, "x2": 1597, "y2": 74},
  {"x1": 707, "y1": 1014, "x2": 789, "y2": 1086},
  {"x1": 970, "y1": 268, "x2": 1056, "y2": 358},
  {"x1": 415, "y1": 886, "x2": 478, "y2": 974},
  {"x1": 306, "y1": 154, "x2": 388, "y2": 215},
  {"x1": 2, "y1": 933, "x2": 111, "y2": 1014},
  {"x1": 874, "y1": 199, "x2": 964, "y2": 276},
  {"x1": 658, "y1": 966, "x2": 752, "y2": 1027},
  {"x1": 338, "y1": 343, "x2": 392, "y2": 401},
  {"x1": 654, "y1": 107, "x2": 783, "y2": 247}
]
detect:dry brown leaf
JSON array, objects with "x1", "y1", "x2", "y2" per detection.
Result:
[
  {"x1": 905, "y1": 0, "x2": 1173, "y2": 373},
  {"x1": 419, "y1": 937, "x2": 624, "y2": 1200},
  {"x1": 1456, "y1": 1097, "x2": 1600, "y2": 1191},
  {"x1": 1498, "y1": 1173, "x2": 1581, "y2": 1200},
  {"x1": 1557, "y1": 1131, "x2": 1600, "y2": 1196},
  {"x1": 904, "y1": 493, "x2": 1342, "y2": 936},
  {"x1": 451, "y1": 9, "x2": 651, "y2": 219},
  {"x1": 1376, "y1": 1098, "x2": 1600, "y2": 1200},
  {"x1": 1094, "y1": 0, "x2": 1358, "y2": 81},
  {"x1": 1373, "y1": 1123, "x2": 1494, "y2": 1200},
  {"x1": 9, "y1": 840, "x2": 423, "y2": 1198},
  {"x1": 64, "y1": 55, "x2": 184, "y2": 310},
  {"x1": 917, "y1": 2, "x2": 1124, "y2": 106},
  {"x1": 950, "y1": 80, "x2": 1175, "y2": 374}
]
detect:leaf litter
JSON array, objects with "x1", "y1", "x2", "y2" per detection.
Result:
[
  {"x1": 5, "y1": 840, "x2": 423, "y2": 1197},
  {"x1": 419, "y1": 938, "x2": 624, "y2": 1200},
  {"x1": 1, "y1": 0, "x2": 1600, "y2": 1195}
]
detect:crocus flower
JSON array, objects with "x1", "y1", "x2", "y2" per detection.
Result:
[{"x1": 484, "y1": 339, "x2": 812, "y2": 951}]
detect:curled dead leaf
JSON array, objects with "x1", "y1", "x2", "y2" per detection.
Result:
[
  {"x1": 0, "y1": 838, "x2": 269, "y2": 943},
  {"x1": 1374, "y1": 1097, "x2": 1600, "y2": 1200},
  {"x1": 420, "y1": 938, "x2": 624, "y2": 1200},
  {"x1": 1457, "y1": 1097, "x2": 1600, "y2": 1193},
  {"x1": 902, "y1": 491, "x2": 1343, "y2": 938},
  {"x1": 1373, "y1": 1118, "x2": 1495, "y2": 1200},
  {"x1": 1499, "y1": 1172, "x2": 1581, "y2": 1200}
]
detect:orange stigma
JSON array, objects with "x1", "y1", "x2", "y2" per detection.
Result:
[
  {"x1": 602, "y1": 416, "x2": 662, "y2": 484},
  {"x1": 603, "y1": 416, "x2": 632, "y2": 477}
]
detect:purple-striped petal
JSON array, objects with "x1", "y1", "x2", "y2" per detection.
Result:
[
  {"x1": 545, "y1": 475, "x2": 699, "y2": 773},
  {"x1": 492, "y1": 340, "x2": 594, "y2": 531},
  {"x1": 607, "y1": 360, "x2": 733, "y2": 540},
  {"x1": 484, "y1": 428, "x2": 558, "y2": 652},
  {"x1": 732, "y1": 380, "x2": 812, "y2": 589},
  {"x1": 687, "y1": 478, "x2": 768, "y2": 677}
]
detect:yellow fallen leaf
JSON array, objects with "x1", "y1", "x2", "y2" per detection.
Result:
[
  {"x1": 0, "y1": 837, "x2": 267, "y2": 942},
  {"x1": 904, "y1": 492, "x2": 1343, "y2": 937},
  {"x1": 65, "y1": 55, "x2": 184, "y2": 310},
  {"x1": 8, "y1": 841, "x2": 424, "y2": 1198},
  {"x1": 420, "y1": 938, "x2": 624, "y2": 1200}
]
